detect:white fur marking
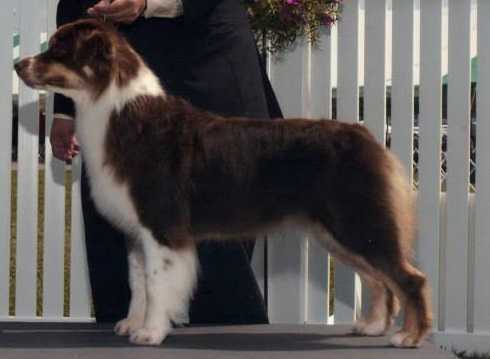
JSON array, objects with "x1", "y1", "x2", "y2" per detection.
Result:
[
  {"x1": 360, "y1": 319, "x2": 387, "y2": 336},
  {"x1": 82, "y1": 65, "x2": 94, "y2": 77},
  {"x1": 129, "y1": 228, "x2": 197, "y2": 346},
  {"x1": 61, "y1": 56, "x2": 176, "y2": 345},
  {"x1": 390, "y1": 332, "x2": 410, "y2": 347},
  {"x1": 74, "y1": 66, "x2": 165, "y2": 236},
  {"x1": 115, "y1": 248, "x2": 146, "y2": 336},
  {"x1": 390, "y1": 331, "x2": 420, "y2": 348}
]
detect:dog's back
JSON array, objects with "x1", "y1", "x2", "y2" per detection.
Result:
[{"x1": 104, "y1": 94, "x2": 396, "y2": 240}]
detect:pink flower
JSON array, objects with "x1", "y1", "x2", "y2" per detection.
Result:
[{"x1": 286, "y1": 0, "x2": 300, "y2": 5}]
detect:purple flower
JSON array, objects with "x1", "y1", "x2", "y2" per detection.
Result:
[
  {"x1": 286, "y1": 0, "x2": 300, "y2": 5},
  {"x1": 321, "y1": 15, "x2": 334, "y2": 26}
]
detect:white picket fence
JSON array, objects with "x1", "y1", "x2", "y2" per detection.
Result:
[{"x1": 1, "y1": 0, "x2": 490, "y2": 354}]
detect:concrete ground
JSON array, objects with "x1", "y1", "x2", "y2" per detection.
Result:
[{"x1": 0, "y1": 322, "x2": 457, "y2": 359}]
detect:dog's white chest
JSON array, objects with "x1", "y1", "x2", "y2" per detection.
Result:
[
  {"x1": 76, "y1": 107, "x2": 140, "y2": 236},
  {"x1": 90, "y1": 167, "x2": 139, "y2": 232}
]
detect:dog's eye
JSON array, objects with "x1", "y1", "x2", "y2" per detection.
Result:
[
  {"x1": 48, "y1": 36, "x2": 72, "y2": 57},
  {"x1": 50, "y1": 43, "x2": 68, "y2": 58}
]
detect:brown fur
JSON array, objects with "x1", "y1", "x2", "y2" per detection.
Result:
[
  {"x1": 104, "y1": 93, "x2": 432, "y2": 345},
  {"x1": 15, "y1": 18, "x2": 432, "y2": 347}
]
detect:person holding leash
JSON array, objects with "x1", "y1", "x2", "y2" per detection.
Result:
[{"x1": 51, "y1": 0, "x2": 282, "y2": 324}]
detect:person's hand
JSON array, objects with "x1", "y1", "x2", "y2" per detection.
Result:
[
  {"x1": 50, "y1": 117, "x2": 80, "y2": 162},
  {"x1": 87, "y1": 0, "x2": 147, "y2": 24}
]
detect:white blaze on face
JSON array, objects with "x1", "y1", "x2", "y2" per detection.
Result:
[{"x1": 82, "y1": 65, "x2": 94, "y2": 77}]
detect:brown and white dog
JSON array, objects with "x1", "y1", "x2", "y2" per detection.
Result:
[{"x1": 15, "y1": 19, "x2": 431, "y2": 347}]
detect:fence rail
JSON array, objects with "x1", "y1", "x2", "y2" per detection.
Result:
[{"x1": 1, "y1": 0, "x2": 489, "y2": 353}]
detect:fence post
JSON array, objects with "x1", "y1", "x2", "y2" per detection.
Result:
[
  {"x1": 445, "y1": 0, "x2": 472, "y2": 333},
  {"x1": 417, "y1": 0, "x2": 443, "y2": 331},
  {"x1": 0, "y1": 0, "x2": 15, "y2": 319},
  {"x1": 334, "y1": 0, "x2": 362, "y2": 324},
  {"x1": 391, "y1": 0, "x2": 415, "y2": 181},
  {"x1": 42, "y1": 0, "x2": 67, "y2": 320},
  {"x1": 306, "y1": 28, "x2": 334, "y2": 324},
  {"x1": 15, "y1": 0, "x2": 41, "y2": 319},
  {"x1": 474, "y1": 0, "x2": 490, "y2": 335},
  {"x1": 267, "y1": 41, "x2": 309, "y2": 324}
]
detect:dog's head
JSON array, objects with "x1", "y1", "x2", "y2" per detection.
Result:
[{"x1": 15, "y1": 18, "x2": 139, "y2": 101}]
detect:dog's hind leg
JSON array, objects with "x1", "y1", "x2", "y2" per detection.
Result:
[
  {"x1": 114, "y1": 239, "x2": 146, "y2": 336},
  {"x1": 335, "y1": 209, "x2": 430, "y2": 346},
  {"x1": 309, "y1": 226, "x2": 398, "y2": 337},
  {"x1": 129, "y1": 227, "x2": 198, "y2": 346},
  {"x1": 379, "y1": 260, "x2": 432, "y2": 348},
  {"x1": 378, "y1": 156, "x2": 432, "y2": 347},
  {"x1": 326, "y1": 216, "x2": 430, "y2": 347}
]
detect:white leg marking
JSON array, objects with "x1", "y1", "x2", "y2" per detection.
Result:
[
  {"x1": 129, "y1": 228, "x2": 198, "y2": 346},
  {"x1": 390, "y1": 331, "x2": 421, "y2": 348},
  {"x1": 390, "y1": 331, "x2": 409, "y2": 347},
  {"x1": 357, "y1": 278, "x2": 389, "y2": 336},
  {"x1": 115, "y1": 244, "x2": 146, "y2": 336},
  {"x1": 361, "y1": 318, "x2": 388, "y2": 336}
]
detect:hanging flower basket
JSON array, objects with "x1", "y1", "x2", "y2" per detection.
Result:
[{"x1": 247, "y1": 0, "x2": 343, "y2": 55}]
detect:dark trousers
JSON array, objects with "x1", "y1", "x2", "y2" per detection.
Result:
[{"x1": 80, "y1": 169, "x2": 268, "y2": 324}]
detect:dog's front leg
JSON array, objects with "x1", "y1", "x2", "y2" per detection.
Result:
[
  {"x1": 129, "y1": 227, "x2": 198, "y2": 346},
  {"x1": 114, "y1": 240, "x2": 146, "y2": 336}
]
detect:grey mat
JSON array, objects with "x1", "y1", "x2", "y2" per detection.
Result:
[{"x1": 0, "y1": 323, "x2": 457, "y2": 359}]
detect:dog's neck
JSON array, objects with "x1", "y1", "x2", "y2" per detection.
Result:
[
  {"x1": 78, "y1": 63, "x2": 165, "y2": 112},
  {"x1": 74, "y1": 64, "x2": 165, "y2": 181}
]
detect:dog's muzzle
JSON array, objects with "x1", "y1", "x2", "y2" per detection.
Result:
[{"x1": 15, "y1": 57, "x2": 42, "y2": 89}]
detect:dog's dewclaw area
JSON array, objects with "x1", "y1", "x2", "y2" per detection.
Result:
[{"x1": 0, "y1": 323, "x2": 456, "y2": 359}]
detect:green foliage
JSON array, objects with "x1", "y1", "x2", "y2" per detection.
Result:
[{"x1": 247, "y1": 0, "x2": 342, "y2": 54}]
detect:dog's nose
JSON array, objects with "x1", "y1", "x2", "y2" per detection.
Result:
[{"x1": 14, "y1": 61, "x2": 22, "y2": 73}]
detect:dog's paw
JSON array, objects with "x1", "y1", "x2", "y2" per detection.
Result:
[
  {"x1": 390, "y1": 331, "x2": 421, "y2": 348},
  {"x1": 129, "y1": 327, "x2": 169, "y2": 346},
  {"x1": 352, "y1": 319, "x2": 386, "y2": 337},
  {"x1": 361, "y1": 319, "x2": 387, "y2": 336},
  {"x1": 114, "y1": 317, "x2": 144, "y2": 336},
  {"x1": 352, "y1": 320, "x2": 367, "y2": 335}
]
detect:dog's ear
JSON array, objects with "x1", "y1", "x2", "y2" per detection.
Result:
[{"x1": 78, "y1": 30, "x2": 113, "y2": 63}]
